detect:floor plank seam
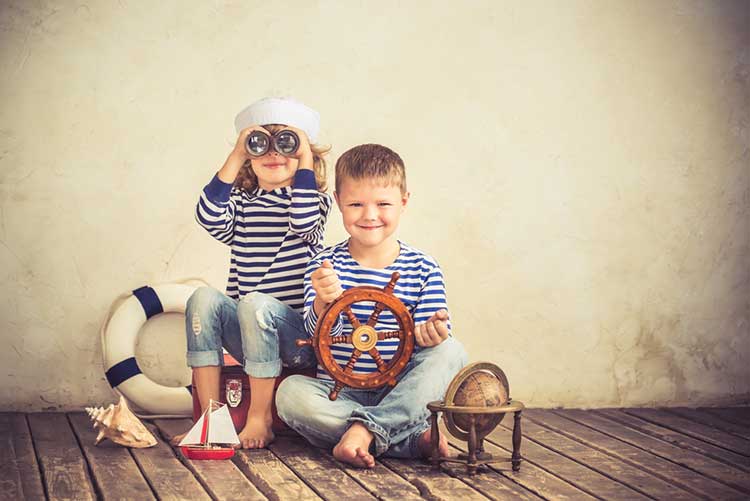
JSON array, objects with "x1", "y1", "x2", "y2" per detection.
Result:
[
  {"x1": 153, "y1": 424, "x2": 221, "y2": 501},
  {"x1": 477, "y1": 436, "x2": 565, "y2": 500},
  {"x1": 592, "y1": 410, "x2": 750, "y2": 474},
  {"x1": 486, "y1": 467, "x2": 546, "y2": 499},
  {"x1": 231, "y1": 452, "x2": 285, "y2": 501},
  {"x1": 484, "y1": 434, "x2": 607, "y2": 501},
  {"x1": 332, "y1": 471, "x2": 384, "y2": 500},
  {"x1": 433, "y1": 449, "x2": 489, "y2": 492},
  {"x1": 65, "y1": 413, "x2": 106, "y2": 501},
  {"x1": 548, "y1": 412, "x2": 746, "y2": 497},
  {"x1": 555, "y1": 410, "x2": 750, "y2": 496},
  {"x1": 376, "y1": 459, "x2": 430, "y2": 499},
  {"x1": 704, "y1": 409, "x2": 750, "y2": 428},
  {"x1": 128, "y1": 439, "x2": 167, "y2": 501},
  {"x1": 622, "y1": 410, "x2": 750, "y2": 458},
  {"x1": 496, "y1": 423, "x2": 659, "y2": 501},
  {"x1": 665, "y1": 409, "x2": 750, "y2": 441},
  {"x1": 24, "y1": 414, "x2": 50, "y2": 501},
  {"x1": 442, "y1": 456, "x2": 541, "y2": 500},
  {"x1": 265, "y1": 445, "x2": 330, "y2": 500},
  {"x1": 378, "y1": 458, "x2": 473, "y2": 501},
  {"x1": 446, "y1": 441, "x2": 544, "y2": 499},
  {"x1": 434, "y1": 462, "x2": 499, "y2": 500},
  {"x1": 318, "y1": 452, "x2": 390, "y2": 501}
]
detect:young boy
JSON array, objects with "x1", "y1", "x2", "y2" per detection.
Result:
[{"x1": 275, "y1": 144, "x2": 468, "y2": 467}]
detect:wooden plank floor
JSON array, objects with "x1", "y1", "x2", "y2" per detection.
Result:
[{"x1": 2, "y1": 407, "x2": 749, "y2": 500}]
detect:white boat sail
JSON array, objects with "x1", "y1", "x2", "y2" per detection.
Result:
[{"x1": 179, "y1": 401, "x2": 240, "y2": 448}]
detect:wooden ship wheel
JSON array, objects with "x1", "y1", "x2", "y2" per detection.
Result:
[{"x1": 296, "y1": 272, "x2": 414, "y2": 400}]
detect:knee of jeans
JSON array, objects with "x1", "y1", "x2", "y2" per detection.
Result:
[
  {"x1": 275, "y1": 375, "x2": 309, "y2": 422},
  {"x1": 430, "y1": 337, "x2": 469, "y2": 371},
  {"x1": 186, "y1": 287, "x2": 225, "y2": 343},
  {"x1": 186, "y1": 287, "x2": 224, "y2": 316},
  {"x1": 237, "y1": 291, "x2": 275, "y2": 330}
]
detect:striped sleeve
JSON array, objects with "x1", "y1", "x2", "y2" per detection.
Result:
[
  {"x1": 289, "y1": 169, "x2": 332, "y2": 246},
  {"x1": 195, "y1": 174, "x2": 236, "y2": 245},
  {"x1": 303, "y1": 251, "x2": 344, "y2": 338}
]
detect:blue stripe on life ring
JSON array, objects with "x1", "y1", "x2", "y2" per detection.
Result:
[
  {"x1": 133, "y1": 286, "x2": 164, "y2": 319},
  {"x1": 106, "y1": 357, "x2": 141, "y2": 387}
]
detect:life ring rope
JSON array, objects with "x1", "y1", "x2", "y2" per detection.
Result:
[{"x1": 100, "y1": 278, "x2": 209, "y2": 418}]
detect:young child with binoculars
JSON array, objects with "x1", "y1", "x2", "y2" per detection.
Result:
[{"x1": 173, "y1": 97, "x2": 330, "y2": 449}]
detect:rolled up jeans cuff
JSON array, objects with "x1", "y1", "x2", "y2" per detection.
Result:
[
  {"x1": 244, "y1": 358, "x2": 282, "y2": 378},
  {"x1": 406, "y1": 422, "x2": 430, "y2": 457},
  {"x1": 186, "y1": 350, "x2": 223, "y2": 368},
  {"x1": 347, "y1": 415, "x2": 390, "y2": 457}
]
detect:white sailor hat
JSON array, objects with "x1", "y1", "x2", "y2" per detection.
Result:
[{"x1": 234, "y1": 97, "x2": 321, "y2": 143}]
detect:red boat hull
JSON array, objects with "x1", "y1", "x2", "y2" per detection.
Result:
[{"x1": 181, "y1": 446, "x2": 235, "y2": 460}]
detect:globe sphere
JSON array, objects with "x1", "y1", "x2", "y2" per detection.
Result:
[{"x1": 451, "y1": 369, "x2": 509, "y2": 432}]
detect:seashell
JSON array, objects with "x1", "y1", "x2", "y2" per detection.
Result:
[{"x1": 85, "y1": 396, "x2": 157, "y2": 448}]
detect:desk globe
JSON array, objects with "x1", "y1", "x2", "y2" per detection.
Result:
[{"x1": 427, "y1": 362, "x2": 524, "y2": 475}]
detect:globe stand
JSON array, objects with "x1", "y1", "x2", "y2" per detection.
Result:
[
  {"x1": 427, "y1": 400, "x2": 524, "y2": 475},
  {"x1": 427, "y1": 361, "x2": 524, "y2": 475}
]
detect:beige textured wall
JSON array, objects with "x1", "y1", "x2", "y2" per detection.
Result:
[{"x1": 1, "y1": 0, "x2": 748, "y2": 411}]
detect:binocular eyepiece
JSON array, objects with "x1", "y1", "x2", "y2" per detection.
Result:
[{"x1": 245, "y1": 129, "x2": 300, "y2": 157}]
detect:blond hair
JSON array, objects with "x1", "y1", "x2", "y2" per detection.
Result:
[
  {"x1": 235, "y1": 124, "x2": 329, "y2": 193},
  {"x1": 335, "y1": 144, "x2": 407, "y2": 194}
]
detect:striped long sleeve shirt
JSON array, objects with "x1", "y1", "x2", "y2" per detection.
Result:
[
  {"x1": 303, "y1": 240, "x2": 451, "y2": 380},
  {"x1": 195, "y1": 169, "x2": 332, "y2": 312}
]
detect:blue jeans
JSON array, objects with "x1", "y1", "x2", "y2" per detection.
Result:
[
  {"x1": 185, "y1": 287, "x2": 316, "y2": 377},
  {"x1": 275, "y1": 336, "x2": 468, "y2": 458}
]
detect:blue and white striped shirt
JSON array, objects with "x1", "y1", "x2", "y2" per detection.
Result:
[
  {"x1": 303, "y1": 240, "x2": 451, "y2": 380},
  {"x1": 196, "y1": 169, "x2": 331, "y2": 312}
]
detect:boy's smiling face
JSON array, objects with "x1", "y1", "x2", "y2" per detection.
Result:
[{"x1": 335, "y1": 177, "x2": 409, "y2": 254}]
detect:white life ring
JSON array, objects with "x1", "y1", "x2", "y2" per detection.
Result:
[{"x1": 102, "y1": 283, "x2": 197, "y2": 417}]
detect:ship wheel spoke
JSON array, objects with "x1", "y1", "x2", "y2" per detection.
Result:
[
  {"x1": 368, "y1": 348, "x2": 388, "y2": 373},
  {"x1": 343, "y1": 307, "x2": 361, "y2": 328},
  {"x1": 377, "y1": 330, "x2": 401, "y2": 340},
  {"x1": 367, "y1": 302, "x2": 386, "y2": 327},
  {"x1": 343, "y1": 349, "x2": 362, "y2": 375},
  {"x1": 329, "y1": 334, "x2": 353, "y2": 345},
  {"x1": 330, "y1": 381, "x2": 344, "y2": 401}
]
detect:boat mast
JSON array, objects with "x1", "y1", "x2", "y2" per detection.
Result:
[{"x1": 205, "y1": 399, "x2": 212, "y2": 448}]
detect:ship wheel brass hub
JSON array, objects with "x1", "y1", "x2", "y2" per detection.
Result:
[
  {"x1": 297, "y1": 271, "x2": 415, "y2": 400},
  {"x1": 352, "y1": 325, "x2": 379, "y2": 351}
]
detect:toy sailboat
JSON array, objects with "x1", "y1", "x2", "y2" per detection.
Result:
[{"x1": 179, "y1": 400, "x2": 240, "y2": 460}]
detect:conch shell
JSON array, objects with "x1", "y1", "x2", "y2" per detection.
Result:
[{"x1": 85, "y1": 396, "x2": 157, "y2": 448}]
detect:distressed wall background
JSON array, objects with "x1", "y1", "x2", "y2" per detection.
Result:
[{"x1": 1, "y1": 0, "x2": 748, "y2": 411}]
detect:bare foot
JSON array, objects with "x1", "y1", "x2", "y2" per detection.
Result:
[
  {"x1": 236, "y1": 415, "x2": 274, "y2": 449},
  {"x1": 333, "y1": 422, "x2": 376, "y2": 468},
  {"x1": 169, "y1": 431, "x2": 187, "y2": 446},
  {"x1": 417, "y1": 427, "x2": 450, "y2": 459}
]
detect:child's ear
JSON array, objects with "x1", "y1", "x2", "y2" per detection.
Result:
[
  {"x1": 334, "y1": 191, "x2": 341, "y2": 209},
  {"x1": 401, "y1": 191, "x2": 410, "y2": 209}
]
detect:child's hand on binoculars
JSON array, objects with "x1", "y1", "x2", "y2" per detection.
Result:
[
  {"x1": 281, "y1": 125, "x2": 313, "y2": 166},
  {"x1": 232, "y1": 125, "x2": 268, "y2": 160}
]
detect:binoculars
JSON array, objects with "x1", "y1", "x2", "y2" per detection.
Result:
[{"x1": 245, "y1": 129, "x2": 300, "y2": 157}]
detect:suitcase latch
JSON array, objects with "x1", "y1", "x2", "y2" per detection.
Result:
[{"x1": 225, "y1": 378, "x2": 243, "y2": 407}]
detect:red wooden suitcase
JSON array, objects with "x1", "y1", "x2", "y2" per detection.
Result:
[{"x1": 191, "y1": 354, "x2": 315, "y2": 432}]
